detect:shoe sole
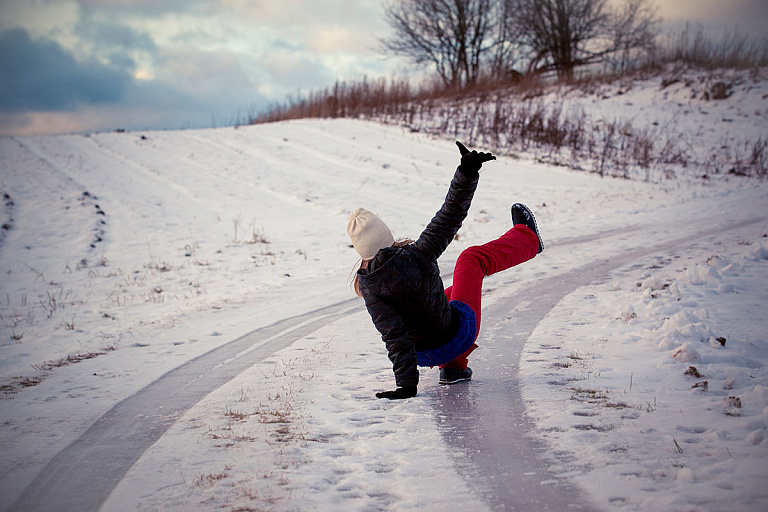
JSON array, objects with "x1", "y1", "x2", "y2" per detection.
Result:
[
  {"x1": 511, "y1": 203, "x2": 544, "y2": 254},
  {"x1": 439, "y1": 376, "x2": 472, "y2": 385}
]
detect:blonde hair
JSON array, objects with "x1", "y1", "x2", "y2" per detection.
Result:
[{"x1": 351, "y1": 239, "x2": 414, "y2": 297}]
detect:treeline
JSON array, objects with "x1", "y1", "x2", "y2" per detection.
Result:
[
  {"x1": 250, "y1": 4, "x2": 767, "y2": 181},
  {"x1": 253, "y1": 25, "x2": 768, "y2": 124},
  {"x1": 380, "y1": 0, "x2": 658, "y2": 85}
]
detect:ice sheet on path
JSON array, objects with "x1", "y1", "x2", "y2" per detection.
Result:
[
  {"x1": 521, "y1": 226, "x2": 768, "y2": 511},
  {"x1": 103, "y1": 311, "x2": 490, "y2": 511}
]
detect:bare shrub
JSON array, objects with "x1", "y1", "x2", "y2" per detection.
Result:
[{"x1": 251, "y1": 26, "x2": 766, "y2": 181}]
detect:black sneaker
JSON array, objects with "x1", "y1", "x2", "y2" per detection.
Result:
[
  {"x1": 439, "y1": 367, "x2": 473, "y2": 385},
  {"x1": 511, "y1": 203, "x2": 544, "y2": 254}
]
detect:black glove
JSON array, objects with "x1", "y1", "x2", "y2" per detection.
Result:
[
  {"x1": 456, "y1": 141, "x2": 496, "y2": 176},
  {"x1": 376, "y1": 386, "x2": 417, "y2": 400}
]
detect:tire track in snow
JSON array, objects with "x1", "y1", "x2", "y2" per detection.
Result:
[
  {"x1": 10, "y1": 299, "x2": 361, "y2": 512},
  {"x1": 82, "y1": 135, "x2": 198, "y2": 203},
  {"x1": 11, "y1": 219, "x2": 764, "y2": 511},
  {"x1": 430, "y1": 216, "x2": 768, "y2": 512},
  {"x1": 9, "y1": 138, "x2": 108, "y2": 253}
]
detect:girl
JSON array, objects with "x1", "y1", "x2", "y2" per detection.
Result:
[{"x1": 348, "y1": 141, "x2": 543, "y2": 399}]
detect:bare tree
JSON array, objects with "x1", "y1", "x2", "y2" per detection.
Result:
[
  {"x1": 515, "y1": 0, "x2": 658, "y2": 80},
  {"x1": 380, "y1": 0, "x2": 657, "y2": 85},
  {"x1": 380, "y1": 0, "x2": 502, "y2": 87},
  {"x1": 609, "y1": 0, "x2": 659, "y2": 72},
  {"x1": 489, "y1": 0, "x2": 526, "y2": 80},
  {"x1": 516, "y1": 0, "x2": 609, "y2": 79}
]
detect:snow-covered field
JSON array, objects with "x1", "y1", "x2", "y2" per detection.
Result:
[{"x1": 1, "y1": 70, "x2": 767, "y2": 511}]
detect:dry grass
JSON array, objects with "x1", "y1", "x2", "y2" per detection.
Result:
[
  {"x1": 251, "y1": 28, "x2": 767, "y2": 180},
  {"x1": 253, "y1": 27, "x2": 767, "y2": 126},
  {"x1": 30, "y1": 347, "x2": 116, "y2": 371},
  {"x1": 2, "y1": 347, "x2": 116, "y2": 398},
  {"x1": 256, "y1": 77, "x2": 767, "y2": 179},
  {"x1": 1, "y1": 375, "x2": 45, "y2": 397}
]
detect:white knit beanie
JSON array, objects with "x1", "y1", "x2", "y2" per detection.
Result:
[{"x1": 347, "y1": 207, "x2": 394, "y2": 260}]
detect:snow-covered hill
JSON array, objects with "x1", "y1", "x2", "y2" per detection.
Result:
[
  {"x1": 0, "y1": 77, "x2": 767, "y2": 511},
  {"x1": 382, "y1": 66, "x2": 768, "y2": 183}
]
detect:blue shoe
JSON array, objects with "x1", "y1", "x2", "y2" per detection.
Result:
[
  {"x1": 511, "y1": 203, "x2": 543, "y2": 254},
  {"x1": 439, "y1": 367, "x2": 472, "y2": 385}
]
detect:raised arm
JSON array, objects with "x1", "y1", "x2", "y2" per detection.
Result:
[{"x1": 413, "y1": 142, "x2": 495, "y2": 261}]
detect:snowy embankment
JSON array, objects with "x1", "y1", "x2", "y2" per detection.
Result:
[
  {"x1": 522, "y1": 232, "x2": 768, "y2": 510},
  {"x1": 394, "y1": 66, "x2": 768, "y2": 183},
  {"x1": 0, "y1": 69, "x2": 767, "y2": 511}
]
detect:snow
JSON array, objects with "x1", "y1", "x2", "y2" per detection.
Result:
[
  {"x1": 1, "y1": 70, "x2": 767, "y2": 511},
  {"x1": 521, "y1": 235, "x2": 768, "y2": 511}
]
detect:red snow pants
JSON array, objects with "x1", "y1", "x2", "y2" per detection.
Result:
[{"x1": 441, "y1": 224, "x2": 540, "y2": 369}]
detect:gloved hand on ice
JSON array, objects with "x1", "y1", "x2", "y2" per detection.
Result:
[{"x1": 375, "y1": 386, "x2": 417, "y2": 400}]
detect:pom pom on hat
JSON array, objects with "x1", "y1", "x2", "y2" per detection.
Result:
[{"x1": 347, "y1": 207, "x2": 394, "y2": 260}]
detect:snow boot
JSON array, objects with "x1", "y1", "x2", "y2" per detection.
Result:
[
  {"x1": 511, "y1": 203, "x2": 544, "y2": 254},
  {"x1": 439, "y1": 367, "x2": 473, "y2": 385}
]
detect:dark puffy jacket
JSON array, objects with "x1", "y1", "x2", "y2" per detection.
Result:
[{"x1": 357, "y1": 168, "x2": 479, "y2": 387}]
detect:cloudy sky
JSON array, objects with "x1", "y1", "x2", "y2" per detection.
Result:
[{"x1": 1, "y1": 0, "x2": 766, "y2": 136}]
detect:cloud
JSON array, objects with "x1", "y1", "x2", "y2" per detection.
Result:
[
  {"x1": 73, "y1": 18, "x2": 158, "y2": 72},
  {"x1": 658, "y1": 0, "x2": 768, "y2": 20},
  {"x1": 256, "y1": 44, "x2": 336, "y2": 92},
  {"x1": 75, "y1": 0, "x2": 213, "y2": 17},
  {"x1": 0, "y1": 25, "x2": 266, "y2": 134},
  {"x1": 0, "y1": 76, "x2": 256, "y2": 136},
  {"x1": 654, "y1": 0, "x2": 768, "y2": 33},
  {"x1": 75, "y1": 19, "x2": 157, "y2": 54},
  {"x1": 154, "y1": 46, "x2": 255, "y2": 104},
  {"x1": 0, "y1": 1, "x2": 402, "y2": 135},
  {"x1": 0, "y1": 28, "x2": 132, "y2": 112},
  {"x1": 218, "y1": 0, "x2": 384, "y2": 27}
]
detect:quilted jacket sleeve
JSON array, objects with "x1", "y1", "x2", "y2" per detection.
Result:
[
  {"x1": 414, "y1": 168, "x2": 479, "y2": 261},
  {"x1": 360, "y1": 287, "x2": 419, "y2": 388}
]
